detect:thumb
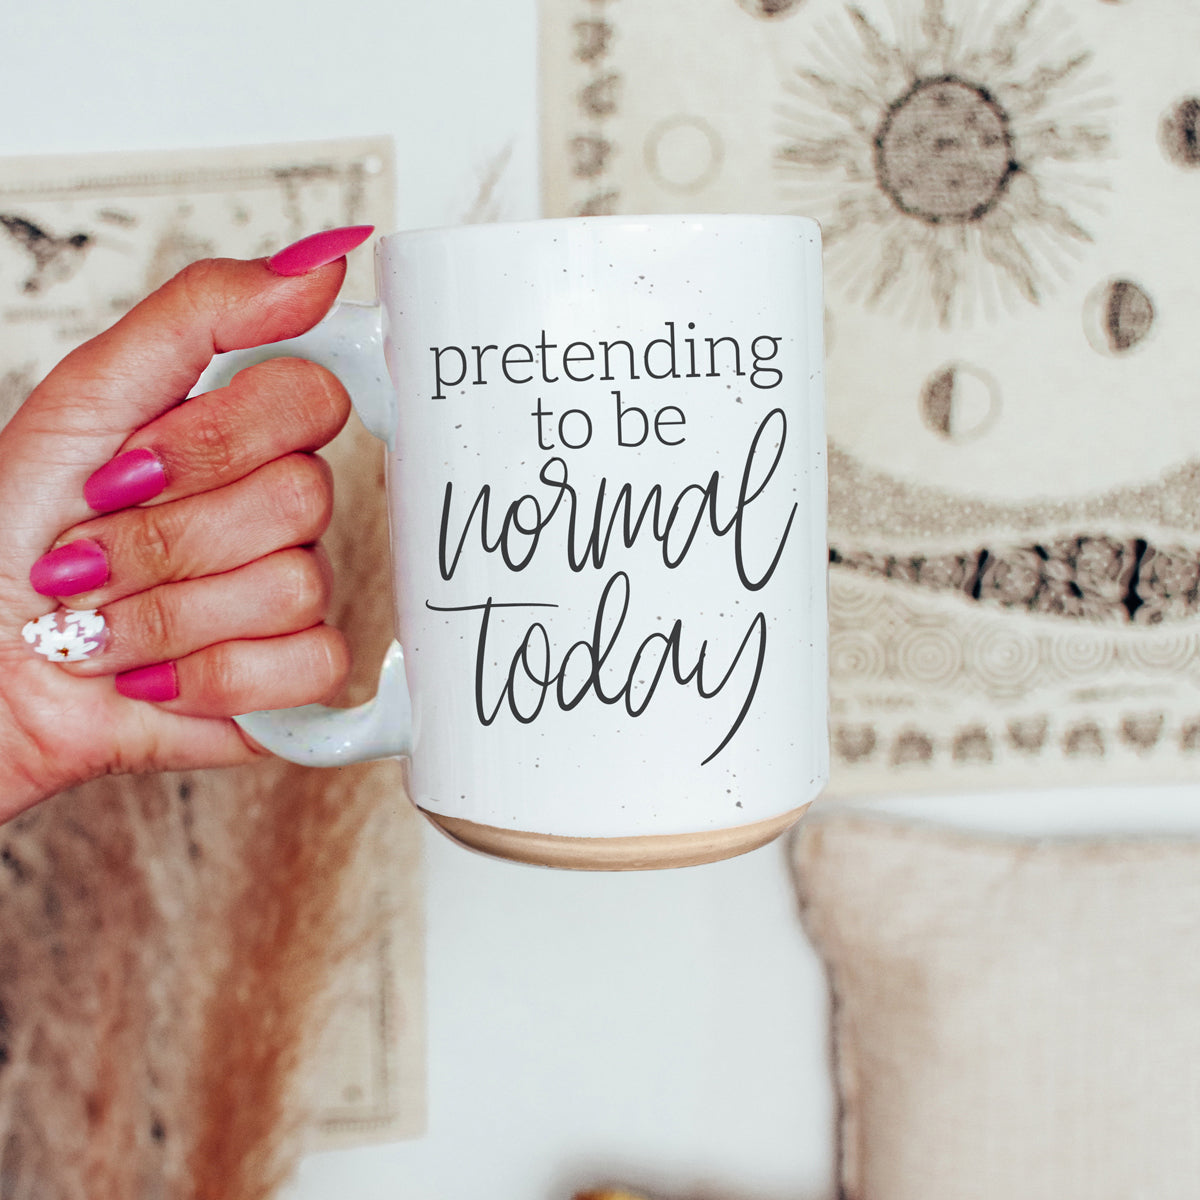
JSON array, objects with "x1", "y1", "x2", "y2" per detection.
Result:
[{"x1": 0, "y1": 225, "x2": 373, "y2": 565}]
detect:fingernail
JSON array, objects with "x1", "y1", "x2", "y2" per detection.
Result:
[
  {"x1": 30, "y1": 538, "x2": 109, "y2": 597},
  {"x1": 115, "y1": 661, "x2": 179, "y2": 703},
  {"x1": 21, "y1": 608, "x2": 108, "y2": 662},
  {"x1": 84, "y1": 447, "x2": 166, "y2": 513},
  {"x1": 266, "y1": 225, "x2": 374, "y2": 276}
]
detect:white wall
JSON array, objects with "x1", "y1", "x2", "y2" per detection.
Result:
[
  {"x1": 4, "y1": 0, "x2": 540, "y2": 234},
  {"x1": 305, "y1": 830, "x2": 835, "y2": 1200}
]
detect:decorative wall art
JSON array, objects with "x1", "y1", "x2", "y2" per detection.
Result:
[{"x1": 541, "y1": 0, "x2": 1200, "y2": 792}]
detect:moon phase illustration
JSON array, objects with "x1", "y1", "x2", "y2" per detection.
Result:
[
  {"x1": 1083, "y1": 278, "x2": 1156, "y2": 356},
  {"x1": 920, "y1": 363, "x2": 1000, "y2": 441}
]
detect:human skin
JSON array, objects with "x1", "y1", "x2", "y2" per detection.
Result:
[{"x1": 0, "y1": 237, "x2": 371, "y2": 822}]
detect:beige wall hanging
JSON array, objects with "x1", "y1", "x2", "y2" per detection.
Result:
[{"x1": 541, "y1": 0, "x2": 1200, "y2": 793}]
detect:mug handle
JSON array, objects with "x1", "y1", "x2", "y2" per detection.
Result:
[{"x1": 192, "y1": 301, "x2": 413, "y2": 767}]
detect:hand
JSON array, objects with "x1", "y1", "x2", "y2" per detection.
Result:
[{"x1": 0, "y1": 226, "x2": 375, "y2": 821}]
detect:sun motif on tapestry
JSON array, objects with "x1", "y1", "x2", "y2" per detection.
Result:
[{"x1": 777, "y1": 0, "x2": 1114, "y2": 327}]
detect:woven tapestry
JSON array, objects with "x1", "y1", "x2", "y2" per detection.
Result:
[{"x1": 542, "y1": 0, "x2": 1200, "y2": 792}]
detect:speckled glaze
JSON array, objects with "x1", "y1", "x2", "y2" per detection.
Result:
[{"x1": 209, "y1": 216, "x2": 828, "y2": 868}]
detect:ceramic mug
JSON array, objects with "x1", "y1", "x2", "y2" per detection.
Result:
[{"x1": 203, "y1": 215, "x2": 828, "y2": 869}]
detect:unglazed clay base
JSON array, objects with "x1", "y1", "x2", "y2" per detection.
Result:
[{"x1": 419, "y1": 803, "x2": 813, "y2": 870}]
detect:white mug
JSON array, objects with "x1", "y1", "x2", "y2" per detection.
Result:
[{"x1": 204, "y1": 215, "x2": 828, "y2": 869}]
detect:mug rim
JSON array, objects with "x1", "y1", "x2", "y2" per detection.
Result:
[{"x1": 379, "y1": 211, "x2": 822, "y2": 243}]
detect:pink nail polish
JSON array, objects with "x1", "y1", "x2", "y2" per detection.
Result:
[
  {"x1": 84, "y1": 447, "x2": 166, "y2": 513},
  {"x1": 30, "y1": 539, "x2": 109, "y2": 597},
  {"x1": 266, "y1": 225, "x2": 374, "y2": 276},
  {"x1": 115, "y1": 661, "x2": 179, "y2": 703}
]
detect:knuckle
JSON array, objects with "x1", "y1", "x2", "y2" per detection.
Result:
[
  {"x1": 173, "y1": 258, "x2": 239, "y2": 324},
  {"x1": 193, "y1": 642, "x2": 243, "y2": 704},
  {"x1": 131, "y1": 506, "x2": 178, "y2": 579},
  {"x1": 310, "y1": 626, "x2": 352, "y2": 699},
  {"x1": 184, "y1": 399, "x2": 239, "y2": 476},
  {"x1": 204, "y1": 626, "x2": 350, "y2": 712},
  {"x1": 236, "y1": 354, "x2": 309, "y2": 390},
  {"x1": 175, "y1": 257, "x2": 226, "y2": 302},
  {"x1": 136, "y1": 585, "x2": 178, "y2": 651},
  {"x1": 246, "y1": 357, "x2": 350, "y2": 443},
  {"x1": 297, "y1": 359, "x2": 351, "y2": 426},
  {"x1": 269, "y1": 454, "x2": 334, "y2": 540},
  {"x1": 278, "y1": 548, "x2": 332, "y2": 624}
]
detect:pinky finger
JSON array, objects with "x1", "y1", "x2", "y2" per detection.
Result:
[{"x1": 118, "y1": 625, "x2": 351, "y2": 719}]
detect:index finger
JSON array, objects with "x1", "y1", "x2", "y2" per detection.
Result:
[{"x1": 0, "y1": 228, "x2": 371, "y2": 576}]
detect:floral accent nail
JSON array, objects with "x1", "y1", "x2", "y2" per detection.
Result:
[{"x1": 21, "y1": 609, "x2": 107, "y2": 662}]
